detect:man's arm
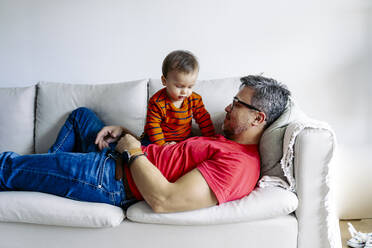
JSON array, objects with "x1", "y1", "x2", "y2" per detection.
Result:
[
  {"x1": 131, "y1": 158, "x2": 217, "y2": 213},
  {"x1": 116, "y1": 134, "x2": 218, "y2": 213}
]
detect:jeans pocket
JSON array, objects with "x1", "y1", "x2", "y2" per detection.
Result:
[{"x1": 97, "y1": 154, "x2": 110, "y2": 189}]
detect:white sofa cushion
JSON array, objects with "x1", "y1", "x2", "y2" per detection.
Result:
[
  {"x1": 35, "y1": 80, "x2": 148, "y2": 153},
  {"x1": 126, "y1": 187, "x2": 298, "y2": 225},
  {"x1": 259, "y1": 98, "x2": 309, "y2": 184},
  {"x1": 0, "y1": 85, "x2": 35, "y2": 154},
  {"x1": 0, "y1": 191, "x2": 124, "y2": 227}
]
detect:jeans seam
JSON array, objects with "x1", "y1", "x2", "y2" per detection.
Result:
[
  {"x1": 102, "y1": 155, "x2": 122, "y2": 205},
  {"x1": 111, "y1": 181, "x2": 122, "y2": 206},
  {"x1": 110, "y1": 192, "x2": 116, "y2": 204},
  {"x1": 2, "y1": 165, "x2": 111, "y2": 193},
  {"x1": 119, "y1": 183, "x2": 125, "y2": 206},
  {"x1": 53, "y1": 124, "x2": 74, "y2": 152},
  {"x1": 98, "y1": 155, "x2": 109, "y2": 188}
]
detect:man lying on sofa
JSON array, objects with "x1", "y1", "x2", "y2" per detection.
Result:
[{"x1": 0, "y1": 75, "x2": 290, "y2": 213}]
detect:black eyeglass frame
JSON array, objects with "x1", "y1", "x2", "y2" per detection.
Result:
[{"x1": 232, "y1": 97, "x2": 263, "y2": 112}]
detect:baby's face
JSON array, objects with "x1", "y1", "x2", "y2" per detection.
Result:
[{"x1": 162, "y1": 70, "x2": 198, "y2": 103}]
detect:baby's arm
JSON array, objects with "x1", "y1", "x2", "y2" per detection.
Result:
[
  {"x1": 193, "y1": 96, "x2": 215, "y2": 137},
  {"x1": 145, "y1": 100, "x2": 166, "y2": 145}
]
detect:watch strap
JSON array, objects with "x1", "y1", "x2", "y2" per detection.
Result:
[
  {"x1": 128, "y1": 148, "x2": 143, "y2": 156},
  {"x1": 128, "y1": 153, "x2": 146, "y2": 166}
]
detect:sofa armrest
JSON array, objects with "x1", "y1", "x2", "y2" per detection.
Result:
[{"x1": 294, "y1": 128, "x2": 341, "y2": 248}]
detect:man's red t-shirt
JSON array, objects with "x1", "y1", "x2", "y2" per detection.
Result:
[{"x1": 124, "y1": 135, "x2": 260, "y2": 204}]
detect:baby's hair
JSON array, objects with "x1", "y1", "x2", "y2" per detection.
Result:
[{"x1": 162, "y1": 50, "x2": 199, "y2": 77}]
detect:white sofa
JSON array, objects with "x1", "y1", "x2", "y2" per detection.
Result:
[{"x1": 0, "y1": 78, "x2": 341, "y2": 248}]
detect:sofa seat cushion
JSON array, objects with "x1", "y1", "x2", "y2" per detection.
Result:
[
  {"x1": 126, "y1": 187, "x2": 298, "y2": 225},
  {"x1": 0, "y1": 215, "x2": 298, "y2": 248},
  {"x1": 0, "y1": 191, "x2": 124, "y2": 227}
]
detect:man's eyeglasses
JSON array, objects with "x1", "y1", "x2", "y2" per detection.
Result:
[{"x1": 232, "y1": 97, "x2": 262, "y2": 112}]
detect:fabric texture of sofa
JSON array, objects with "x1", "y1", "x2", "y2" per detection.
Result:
[{"x1": 0, "y1": 78, "x2": 341, "y2": 248}]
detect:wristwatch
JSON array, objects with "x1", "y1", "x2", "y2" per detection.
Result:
[{"x1": 123, "y1": 148, "x2": 146, "y2": 166}]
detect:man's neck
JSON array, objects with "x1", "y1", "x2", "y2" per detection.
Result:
[{"x1": 229, "y1": 130, "x2": 263, "y2": 145}]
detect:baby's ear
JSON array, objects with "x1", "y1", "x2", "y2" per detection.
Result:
[{"x1": 161, "y1": 76, "x2": 167, "y2": 86}]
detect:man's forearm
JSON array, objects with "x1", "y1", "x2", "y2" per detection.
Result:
[
  {"x1": 129, "y1": 156, "x2": 172, "y2": 212},
  {"x1": 129, "y1": 156, "x2": 217, "y2": 213},
  {"x1": 115, "y1": 133, "x2": 172, "y2": 211}
]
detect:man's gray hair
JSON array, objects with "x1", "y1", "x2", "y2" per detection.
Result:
[{"x1": 240, "y1": 75, "x2": 291, "y2": 127}]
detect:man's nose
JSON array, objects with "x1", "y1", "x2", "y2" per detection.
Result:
[{"x1": 225, "y1": 103, "x2": 232, "y2": 112}]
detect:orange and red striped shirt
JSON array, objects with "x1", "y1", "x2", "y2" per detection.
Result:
[{"x1": 144, "y1": 88, "x2": 215, "y2": 145}]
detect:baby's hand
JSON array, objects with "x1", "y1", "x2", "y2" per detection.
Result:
[{"x1": 164, "y1": 141, "x2": 177, "y2": 146}]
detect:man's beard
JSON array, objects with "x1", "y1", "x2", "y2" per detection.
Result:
[
  {"x1": 222, "y1": 123, "x2": 233, "y2": 139},
  {"x1": 222, "y1": 123, "x2": 248, "y2": 139}
]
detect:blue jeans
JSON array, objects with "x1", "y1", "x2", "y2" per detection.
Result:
[{"x1": 0, "y1": 107, "x2": 134, "y2": 208}]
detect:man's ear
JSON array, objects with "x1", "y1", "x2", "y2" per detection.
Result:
[
  {"x1": 161, "y1": 76, "x2": 167, "y2": 86},
  {"x1": 253, "y1": 112, "x2": 266, "y2": 126}
]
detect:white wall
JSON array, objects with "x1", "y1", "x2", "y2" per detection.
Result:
[{"x1": 0, "y1": 1, "x2": 371, "y2": 152}]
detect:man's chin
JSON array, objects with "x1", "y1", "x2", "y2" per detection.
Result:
[{"x1": 222, "y1": 125, "x2": 233, "y2": 139}]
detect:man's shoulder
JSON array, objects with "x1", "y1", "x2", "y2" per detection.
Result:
[
  {"x1": 203, "y1": 135, "x2": 259, "y2": 157},
  {"x1": 184, "y1": 135, "x2": 234, "y2": 149},
  {"x1": 188, "y1": 136, "x2": 260, "y2": 165}
]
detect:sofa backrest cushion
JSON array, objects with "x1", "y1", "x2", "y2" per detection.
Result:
[
  {"x1": 149, "y1": 77, "x2": 242, "y2": 135},
  {"x1": 35, "y1": 80, "x2": 148, "y2": 153},
  {"x1": 259, "y1": 98, "x2": 309, "y2": 182},
  {"x1": 0, "y1": 85, "x2": 35, "y2": 154}
]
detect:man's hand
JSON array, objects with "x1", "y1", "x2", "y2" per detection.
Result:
[
  {"x1": 115, "y1": 134, "x2": 141, "y2": 154},
  {"x1": 95, "y1": 126, "x2": 123, "y2": 150}
]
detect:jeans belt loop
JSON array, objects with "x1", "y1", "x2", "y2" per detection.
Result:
[{"x1": 109, "y1": 152, "x2": 134, "y2": 200}]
